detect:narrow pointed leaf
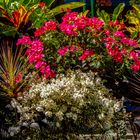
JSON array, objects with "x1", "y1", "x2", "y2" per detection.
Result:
[
  {"x1": 43, "y1": 0, "x2": 55, "y2": 7},
  {"x1": 0, "y1": 17, "x2": 14, "y2": 25}
]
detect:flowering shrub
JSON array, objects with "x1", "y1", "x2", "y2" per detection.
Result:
[
  {"x1": 17, "y1": 10, "x2": 140, "y2": 79},
  {"x1": 15, "y1": 70, "x2": 126, "y2": 139}
]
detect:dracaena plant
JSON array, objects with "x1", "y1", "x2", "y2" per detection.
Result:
[{"x1": 0, "y1": 37, "x2": 34, "y2": 97}]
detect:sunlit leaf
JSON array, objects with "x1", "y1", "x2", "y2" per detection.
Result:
[
  {"x1": 112, "y1": 3, "x2": 125, "y2": 21},
  {"x1": 47, "y1": 2, "x2": 85, "y2": 17}
]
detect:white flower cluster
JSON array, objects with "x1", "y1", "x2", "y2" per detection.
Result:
[
  {"x1": 19, "y1": 69, "x2": 126, "y2": 134},
  {"x1": 29, "y1": 70, "x2": 104, "y2": 100}
]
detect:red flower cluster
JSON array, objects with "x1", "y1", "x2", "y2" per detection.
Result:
[
  {"x1": 106, "y1": 45, "x2": 125, "y2": 63},
  {"x1": 57, "y1": 45, "x2": 78, "y2": 56},
  {"x1": 129, "y1": 51, "x2": 140, "y2": 72},
  {"x1": 60, "y1": 11, "x2": 104, "y2": 36},
  {"x1": 15, "y1": 73, "x2": 22, "y2": 84},
  {"x1": 17, "y1": 36, "x2": 56, "y2": 78},
  {"x1": 104, "y1": 20, "x2": 139, "y2": 69},
  {"x1": 131, "y1": 59, "x2": 140, "y2": 72},
  {"x1": 16, "y1": 35, "x2": 31, "y2": 46},
  {"x1": 17, "y1": 11, "x2": 140, "y2": 77},
  {"x1": 79, "y1": 50, "x2": 94, "y2": 61},
  {"x1": 34, "y1": 20, "x2": 57, "y2": 37},
  {"x1": 86, "y1": 17, "x2": 104, "y2": 30},
  {"x1": 121, "y1": 37, "x2": 138, "y2": 47}
]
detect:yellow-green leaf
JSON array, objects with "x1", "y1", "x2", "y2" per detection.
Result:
[{"x1": 47, "y1": 2, "x2": 85, "y2": 17}]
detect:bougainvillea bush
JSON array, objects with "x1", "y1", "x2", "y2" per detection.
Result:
[
  {"x1": 17, "y1": 10, "x2": 140, "y2": 79},
  {"x1": 13, "y1": 70, "x2": 126, "y2": 139}
]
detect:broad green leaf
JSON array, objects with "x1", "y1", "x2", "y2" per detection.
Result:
[
  {"x1": 112, "y1": 3, "x2": 125, "y2": 21},
  {"x1": 47, "y1": 2, "x2": 85, "y2": 17}
]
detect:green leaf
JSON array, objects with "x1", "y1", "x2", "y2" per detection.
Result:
[
  {"x1": 97, "y1": 9, "x2": 110, "y2": 24},
  {"x1": 112, "y1": 3, "x2": 125, "y2": 21},
  {"x1": 4, "y1": 0, "x2": 9, "y2": 5},
  {"x1": 24, "y1": 0, "x2": 40, "y2": 8},
  {"x1": 133, "y1": 4, "x2": 140, "y2": 13},
  {"x1": 42, "y1": 0, "x2": 55, "y2": 7},
  {"x1": 47, "y1": 2, "x2": 85, "y2": 17},
  {"x1": 131, "y1": 30, "x2": 138, "y2": 39},
  {"x1": 56, "y1": 56, "x2": 62, "y2": 63},
  {"x1": 0, "y1": 25, "x2": 16, "y2": 36}
]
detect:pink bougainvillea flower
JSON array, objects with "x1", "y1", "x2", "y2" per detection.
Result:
[
  {"x1": 104, "y1": 36, "x2": 116, "y2": 43},
  {"x1": 121, "y1": 49, "x2": 127, "y2": 55},
  {"x1": 34, "y1": 20, "x2": 57, "y2": 37},
  {"x1": 79, "y1": 49, "x2": 94, "y2": 61},
  {"x1": 69, "y1": 45, "x2": 75, "y2": 52},
  {"x1": 106, "y1": 45, "x2": 124, "y2": 63},
  {"x1": 104, "y1": 29, "x2": 111, "y2": 35},
  {"x1": 35, "y1": 61, "x2": 46, "y2": 69},
  {"x1": 30, "y1": 40, "x2": 43, "y2": 52},
  {"x1": 43, "y1": 20, "x2": 58, "y2": 31},
  {"x1": 128, "y1": 39, "x2": 138, "y2": 47},
  {"x1": 43, "y1": 65, "x2": 56, "y2": 79},
  {"x1": 16, "y1": 35, "x2": 31, "y2": 46},
  {"x1": 86, "y1": 17, "x2": 104, "y2": 30},
  {"x1": 131, "y1": 60, "x2": 140, "y2": 72},
  {"x1": 57, "y1": 48, "x2": 67, "y2": 56},
  {"x1": 34, "y1": 27, "x2": 45, "y2": 37},
  {"x1": 120, "y1": 37, "x2": 130, "y2": 45},
  {"x1": 129, "y1": 51, "x2": 139, "y2": 60},
  {"x1": 63, "y1": 46, "x2": 69, "y2": 52},
  {"x1": 28, "y1": 53, "x2": 45, "y2": 63},
  {"x1": 121, "y1": 37, "x2": 138, "y2": 47},
  {"x1": 113, "y1": 52, "x2": 123, "y2": 63},
  {"x1": 60, "y1": 12, "x2": 80, "y2": 35},
  {"x1": 57, "y1": 45, "x2": 77, "y2": 56},
  {"x1": 113, "y1": 31, "x2": 124, "y2": 38},
  {"x1": 50, "y1": 70, "x2": 56, "y2": 78},
  {"x1": 15, "y1": 73, "x2": 22, "y2": 83}
]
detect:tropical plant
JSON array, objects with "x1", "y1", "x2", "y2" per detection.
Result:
[
  {"x1": 96, "y1": 3, "x2": 125, "y2": 25},
  {"x1": 0, "y1": 0, "x2": 40, "y2": 36},
  {"x1": 126, "y1": 4, "x2": 140, "y2": 39},
  {"x1": 0, "y1": 37, "x2": 34, "y2": 97},
  {"x1": 31, "y1": 0, "x2": 86, "y2": 28},
  {"x1": 0, "y1": 0, "x2": 85, "y2": 36},
  {"x1": 129, "y1": 0, "x2": 140, "y2": 5}
]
